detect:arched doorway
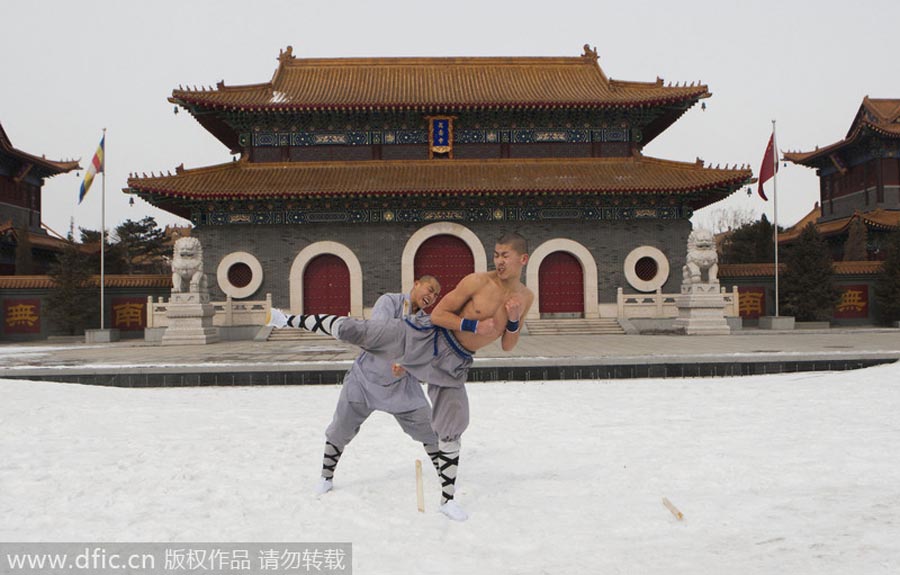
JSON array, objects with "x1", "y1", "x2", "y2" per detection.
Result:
[
  {"x1": 414, "y1": 234, "x2": 474, "y2": 309},
  {"x1": 303, "y1": 254, "x2": 350, "y2": 315},
  {"x1": 538, "y1": 251, "x2": 585, "y2": 318}
]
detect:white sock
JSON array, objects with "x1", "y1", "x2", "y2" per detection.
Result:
[{"x1": 314, "y1": 476, "x2": 333, "y2": 496}]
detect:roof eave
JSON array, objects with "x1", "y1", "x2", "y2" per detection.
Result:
[{"x1": 169, "y1": 92, "x2": 711, "y2": 114}]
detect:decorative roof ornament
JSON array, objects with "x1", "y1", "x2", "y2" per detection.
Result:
[
  {"x1": 582, "y1": 44, "x2": 598, "y2": 60},
  {"x1": 278, "y1": 45, "x2": 295, "y2": 62}
]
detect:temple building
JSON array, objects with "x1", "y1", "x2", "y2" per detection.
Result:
[
  {"x1": 125, "y1": 46, "x2": 751, "y2": 322},
  {"x1": 784, "y1": 97, "x2": 900, "y2": 259},
  {"x1": 0, "y1": 121, "x2": 79, "y2": 274}
]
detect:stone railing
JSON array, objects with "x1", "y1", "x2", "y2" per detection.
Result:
[
  {"x1": 148, "y1": 294, "x2": 272, "y2": 328},
  {"x1": 616, "y1": 286, "x2": 740, "y2": 319}
]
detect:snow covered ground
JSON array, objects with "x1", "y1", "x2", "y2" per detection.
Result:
[{"x1": 2, "y1": 362, "x2": 900, "y2": 574}]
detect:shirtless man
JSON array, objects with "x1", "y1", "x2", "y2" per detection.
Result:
[{"x1": 269, "y1": 232, "x2": 534, "y2": 521}]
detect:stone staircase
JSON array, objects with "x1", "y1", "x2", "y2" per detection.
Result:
[
  {"x1": 524, "y1": 317, "x2": 625, "y2": 336},
  {"x1": 265, "y1": 327, "x2": 334, "y2": 342}
]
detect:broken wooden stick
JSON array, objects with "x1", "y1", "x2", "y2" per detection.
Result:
[
  {"x1": 662, "y1": 497, "x2": 684, "y2": 521},
  {"x1": 416, "y1": 459, "x2": 425, "y2": 513}
]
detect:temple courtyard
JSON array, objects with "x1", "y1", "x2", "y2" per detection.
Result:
[{"x1": 1, "y1": 330, "x2": 899, "y2": 573}]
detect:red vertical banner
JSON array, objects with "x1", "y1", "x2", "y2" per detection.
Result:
[
  {"x1": 111, "y1": 297, "x2": 147, "y2": 331},
  {"x1": 834, "y1": 285, "x2": 869, "y2": 319},
  {"x1": 3, "y1": 298, "x2": 42, "y2": 334},
  {"x1": 738, "y1": 287, "x2": 766, "y2": 319}
]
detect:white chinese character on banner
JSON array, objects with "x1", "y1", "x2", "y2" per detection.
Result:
[
  {"x1": 323, "y1": 548, "x2": 347, "y2": 571},
  {"x1": 303, "y1": 548, "x2": 324, "y2": 571}
]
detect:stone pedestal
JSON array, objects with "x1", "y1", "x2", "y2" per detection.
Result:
[
  {"x1": 759, "y1": 316, "x2": 795, "y2": 330},
  {"x1": 161, "y1": 292, "x2": 219, "y2": 345},
  {"x1": 85, "y1": 328, "x2": 120, "y2": 343},
  {"x1": 673, "y1": 283, "x2": 731, "y2": 335}
]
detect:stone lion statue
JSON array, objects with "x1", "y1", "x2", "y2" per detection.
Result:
[
  {"x1": 171, "y1": 237, "x2": 207, "y2": 293},
  {"x1": 682, "y1": 228, "x2": 719, "y2": 285}
]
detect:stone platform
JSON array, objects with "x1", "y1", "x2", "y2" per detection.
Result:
[{"x1": 0, "y1": 328, "x2": 898, "y2": 387}]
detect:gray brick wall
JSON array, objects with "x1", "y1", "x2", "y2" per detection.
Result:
[
  {"x1": 196, "y1": 218, "x2": 691, "y2": 308},
  {"x1": 821, "y1": 185, "x2": 900, "y2": 221}
]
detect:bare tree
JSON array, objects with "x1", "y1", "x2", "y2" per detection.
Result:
[{"x1": 693, "y1": 206, "x2": 758, "y2": 235}]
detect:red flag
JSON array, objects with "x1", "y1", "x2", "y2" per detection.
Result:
[{"x1": 757, "y1": 132, "x2": 778, "y2": 201}]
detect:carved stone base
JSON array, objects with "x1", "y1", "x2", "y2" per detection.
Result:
[
  {"x1": 168, "y1": 292, "x2": 211, "y2": 305},
  {"x1": 673, "y1": 285, "x2": 731, "y2": 335},
  {"x1": 680, "y1": 282, "x2": 721, "y2": 296},
  {"x1": 161, "y1": 299, "x2": 219, "y2": 345}
]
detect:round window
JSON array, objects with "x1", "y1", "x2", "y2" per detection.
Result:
[
  {"x1": 227, "y1": 262, "x2": 253, "y2": 288},
  {"x1": 623, "y1": 246, "x2": 670, "y2": 292},
  {"x1": 635, "y1": 257, "x2": 659, "y2": 282},
  {"x1": 217, "y1": 252, "x2": 263, "y2": 299}
]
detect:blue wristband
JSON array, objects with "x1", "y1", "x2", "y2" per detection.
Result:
[
  {"x1": 506, "y1": 319, "x2": 520, "y2": 333},
  {"x1": 461, "y1": 318, "x2": 479, "y2": 333}
]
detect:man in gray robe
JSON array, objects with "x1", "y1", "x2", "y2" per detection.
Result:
[{"x1": 315, "y1": 275, "x2": 442, "y2": 495}]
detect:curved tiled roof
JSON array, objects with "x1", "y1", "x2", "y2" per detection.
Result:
[
  {"x1": 719, "y1": 261, "x2": 882, "y2": 278},
  {"x1": 0, "y1": 121, "x2": 80, "y2": 176},
  {"x1": 784, "y1": 97, "x2": 900, "y2": 165},
  {"x1": 718, "y1": 263, "x2": 782, "y2": 277},
  {"x1": 0, "y1": 222, "x2": 82, "y2": 254},
  {"x1": 0, "y1": 275, "x2": 171, "y2": 290},
  {"x1": 779, "y1": 208, "x2": 900, "y2": 243},
  {"x1": 833, "y1": 261, "x2": 884, "y2": 275},
  {"x1": 776, "y1": 204, "x2": 821, "y2": 242},
  {"x1": 125, "y1": 156, "x2": 751, "y2": 201},
  {"x1": 170, "y1": 46, "x2": 710, "y2": 112}
]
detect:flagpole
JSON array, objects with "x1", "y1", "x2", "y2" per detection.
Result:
[
  {"x1": 772, "y1": 120, "x2": 779, "y2": 317},
  {"x1": 100, "y1": 127, "x2": 106, "y2": 330}
]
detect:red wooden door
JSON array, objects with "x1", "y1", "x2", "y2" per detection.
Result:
[
  {"x1": 414, "y1": 235, "x2": 474, "y2": 309},
  {"x1": 539, "y1": 251, "x2": 584, "y2": 316},
  {"x1": 303, "y1": 254, "x2": 350, "y2": 315}
]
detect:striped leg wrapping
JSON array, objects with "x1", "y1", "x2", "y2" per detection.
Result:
[
  {"x1": 424, "y1": 443, "x2": 440, "y2": 476},
  {"x1": 289, "y1": 314, "x2": 342, "y2": 336},
  {"x1": 437, "y1": 441, "x2": 461, "y2": 504},
  {"x1": 322, "y1": 441, "x2": 343, "y2": 480}
]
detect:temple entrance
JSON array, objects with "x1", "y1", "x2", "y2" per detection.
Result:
[
  {"x1": 414, "y1": 234, "x2": 474, "y2": 309},
  {"x1": 538, "y1": 251, "x2": 584, "y2": 318},
  {"x1": 303, "y1": 254, "x2": 350, "y2": 315}
]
